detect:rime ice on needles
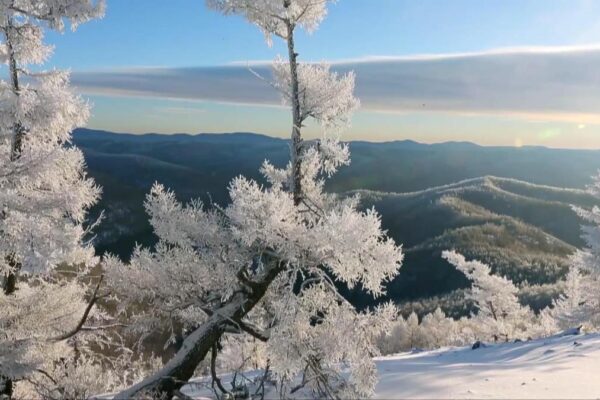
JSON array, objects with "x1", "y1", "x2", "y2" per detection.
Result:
[
  {"x1": 443, "y1": 251, "x2": 534, "y2": 341},
  {"x1": 110, "y1": 1, "x2": 403, "y2": 398},
  {"x1": 206, "y1": 0, "x2": 332, "y2": 45},
  {"x1": 0, "y1": 281, "x2": 88, "y2": 380},
  {"x1": 272, "y1": 59, "x2": 359, "y2": 131},
  {"x1": 0, "y1": 1, "x2": 105, "y2": 396},
  {"x1": 1, "y1": 0, "x2": 106, "y2": 31},
  {"x1": 547, "y1": 172, "x2": 600, "y2": 331},
  {"x1": 0, "y1": 0, "x2": 104, "y2": 277},
  {"x1": 572, "y1": 173, "x2": 600, "y2": 277},
  {"x1": 108, "y1": 156, "x2": 403, "y2": 396},
  {"x1": 105, "y1": 183, "x2": 243, "y2": 336},
  {"x1": 540, "y1": 265, "x2": 595, "y2": 332}
]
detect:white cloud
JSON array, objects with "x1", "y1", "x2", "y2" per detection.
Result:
[
  {"x1": 157, "y1": 106, "x2": 207, "y2": 115},
  {"x1": 73, "y1": 45, "x2": 600, "y2": 123}
]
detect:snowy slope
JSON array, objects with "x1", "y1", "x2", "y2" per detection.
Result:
[
  {"x1": 181, "y1": 332, "x2": 600, "y2": 399},
  {"x1": 374, "y1": 332, "x2": 600, "y2": 399}
]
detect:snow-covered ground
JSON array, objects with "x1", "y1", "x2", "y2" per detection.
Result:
[
  {"x1": 374, "y1": 332, "x2": 600, "y2": 399},
  {"x1": 183, "y1": 332, "x2": 600, "y2": 399}
]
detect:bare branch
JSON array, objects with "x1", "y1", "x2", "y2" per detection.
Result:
[
  {"x1": 210, "y1": 342, "x2": 229, "y2": 396},
  {"x1": 49, "y1": 275, "x2": 103, "y2": 342}
]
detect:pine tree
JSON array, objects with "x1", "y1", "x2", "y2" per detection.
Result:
[
  {"x1": 544, "y1": 172, "x2": 600, "y2": 331},
  {"x1": 111, "y1": 1, "x2": 403, "y2": 398},
  {"x1": 540, "y1": 266, "x2": 593, "y2": 333}
]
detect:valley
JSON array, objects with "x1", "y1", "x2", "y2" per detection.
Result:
[{"x1": 74, "y1": 129, "x2": 600, "y2": 314}]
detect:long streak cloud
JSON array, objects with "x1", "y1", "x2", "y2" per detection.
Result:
[{"x1": 72, "y1": 46, "x2": 600, "y2": 119}]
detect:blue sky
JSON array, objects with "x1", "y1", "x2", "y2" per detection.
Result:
[{"x1": 42, "y1": 0, "x2": 600, "y2": 148}]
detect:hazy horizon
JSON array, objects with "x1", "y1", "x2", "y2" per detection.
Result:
[{"x1": 77, "y1": 126, "x2": 600, "y2": 151}]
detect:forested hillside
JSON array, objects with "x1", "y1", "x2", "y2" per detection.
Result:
[{"x1": 356, "y1": 176, "x2": 596, "y2": 313}]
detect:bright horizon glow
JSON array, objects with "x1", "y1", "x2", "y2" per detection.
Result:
[{"x1": 85, "y1": 92, "x2": 600, "y2": 150}]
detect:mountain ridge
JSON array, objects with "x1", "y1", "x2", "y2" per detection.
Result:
[
  {"x1": 75, "y1": 128, "x2": 600, "y2": 152},
  {"x1": 73, "y1": 129, "x2": 600, "y2": 313}
]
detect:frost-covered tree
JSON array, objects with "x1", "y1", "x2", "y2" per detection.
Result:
[
  {"x1": 542, "y1": 172, "x2": 600, "y2": 332},
  {"x1": 419, "y1": 308, "x2": 464, "y2": 349},
  {"x1": 207, "y1": 0, "x2": 357, "y2": 205},
  {"x1": 0, "y1": 0, "x2": 105, "y2": 289},
  {"x1": 377, "y1": 308, "x2": 479, "y2": 355},
  {"x1": 377, "y1": 312, "x2": 423, "y2": 354},
  {"x1": 110, "y1": 1, "x2": 402, "y2": 398},
  {"x1": 0, "y1": 1, "x2": 105, "y2": 397},
  {"x1": 442, "y1": 251, "x2": 534, "y2": 342},
  {"x1": 539, "y1": 266, "x2": 594, "y2": 333}
]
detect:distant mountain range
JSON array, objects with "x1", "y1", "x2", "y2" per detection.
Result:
[{"x1": 73, "y1": 128, "x2": 600, "y2": 312}]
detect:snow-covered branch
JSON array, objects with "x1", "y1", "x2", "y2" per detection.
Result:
[
  {"x1": 443, "y1": 251, "x2": 535, "y2": 341},
  {"x1": 110, "y1": 2, "x2": 402, "y2": 399}
]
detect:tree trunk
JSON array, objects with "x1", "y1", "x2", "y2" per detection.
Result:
[
  {"x1": 114, "y1": 261, "x2": 284, "y2": 399},
  {"x1": 2, "y1": 21, "x2": 24, "y2": 298},
  {"x1": 285, "y1": 20, "x2": 303, "y2": 206},
  {"x1": 5, "y1": 23, "x2": 25, "y2": 161},
  {"x1": 0, "y1": 23, "x2": 22, "y2": 400},
  {"x1": 0, "y1": 378, "x2": 13, "y2": 399},
  {"x1": 3, "y1": 256, "x2": 19, "y2": 295},
  {"x1": 117, "y1": 13, "x2": 304, "y2": 400}
]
